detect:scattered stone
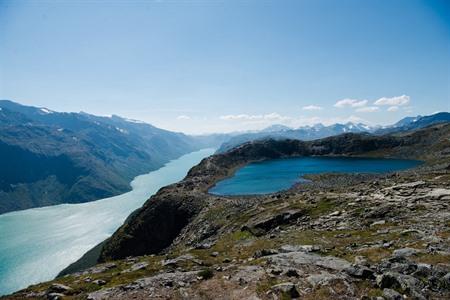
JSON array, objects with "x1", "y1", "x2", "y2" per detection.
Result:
[
  {"x1": 383, "y1": 241, "x2": 394, "y2": 248},
  {"x1": 390, "y1": 181, "x2": 425, "y2": 190},
  {"x1": 441, "y1": 273, "x2": 450, "y2": 290},
  {"x1": 392, "y1": 248, "x2": 419, "y2": 258},
  {"x1": 345, "y1": 265, "x2": 375, "y2": 279},
  {"x1": 306, "y1": 272, "x2": 341, "y2": 287},
  {"x1": 93, "y1": 279, "x2": 106, "y2": 286},
  {"x1": 329, "y1": 210, "x2": 341, "y2": 217},
  {"x1": 376, "y1": 272, "x2": 423, "y2": 292},
  {"x1": 412, "y1": 263, "x2": 432, "y2": 278},
  {"x1": 376, "y1": 273, "x2": 402, "y2": 290},
  {"x1": 335, "y1": 233, "x2": 352, "y2": 238},
  {"x1": 269, "y1": 268, "x2": 283, "y2": 275},
  {"x1": 46, "y1": 293, "x2": 65, "y2": 300},
  {"x1": 271, "y1": 282, "x2": 300, "y2": 298},
  {"x1": 195, "y1": 242, "x2": 214, "y2": 249},
  {"x1": 46, "y1": 283, "x2": 72, "y2": 294},
  {"x1": 267, "y1": 251, "x2": 351, "y2": 271},
  {"x1": 366, "y1": 205, "x2": 392, "y2": 219},
  {"x1": 210, "y1": 251, "x2": 219, "y2": 257},
  {"x1": 371, "y1": 220, "x2": 386, "y2": 227},
  {"x1": 84, "y1": 262, "x2": 117, "y2": 275},
  {"x1": 279, "y1": 244, "x2": 322, "y2": 253},
  {"x1": 354, "y1": 256, "x2": 369, "y2": 266},
  {"x1": 130, "y1": 262, "x2": 148, "y2": 271},
  {"x1": 427, "y1": 188, "x2": 450, "y2": 199},
  {"x1": 242, "y1": 209, "x2": 305, "y2": 236},
  {"x1": 382, "y1": 288, "x2": 403, "y2": 300},
  {"x1": 253, "y1": 248, "x2": 279, "y2": 258},
  {"x1": 285, "y1": 269, "x2": 299, "y2": 277},
  {"x1": 162, "y1": 254, "x2": 195, "y2": 267}
]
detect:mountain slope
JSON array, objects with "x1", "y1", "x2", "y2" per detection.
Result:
[
  {"x1": 0, "y1": 100, "x2": 210, "y2": 214},
  {"x1": 375, "y1": 112, "x2": 450, "y2": 134},
  {"x1": 15, "y1": 123, "x2": 449, "y2": 300}
]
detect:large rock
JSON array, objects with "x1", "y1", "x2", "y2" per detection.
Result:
[
  {"x1": 270, "y1": 282, "x2": 300, "y2": 298},
  {"x1": 382, "y1": 288, "x2": 403, "y2": 300},
  {"x1": 306, "y1": 272, "x2": 343, "y2": 287},
  {"x1": 242, "y1": 209, "x2": 305, "y2": 236},
  {"x1": 392, "y1": 248, "x2": 419, "y2": 258},
  {"x1": 267, "y1": 251, "x2": 351, "y2": 271},
  {"x1": 376, "y1": 272, "x2": 424, "y2": 293},
  {"x1": 46, "y1": 283, "x2": 72, "y2": 295}
]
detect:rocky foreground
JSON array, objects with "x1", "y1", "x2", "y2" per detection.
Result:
[{"x1": 4, "y1": 124, "x2": 450, "y2": 300}]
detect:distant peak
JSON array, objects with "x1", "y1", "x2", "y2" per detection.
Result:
[
  {"x1": 39, "y1": 108, "x2": 54, "y2": 114},
  {"x1": 262, "y1": 124, "x2": 292, "y2": 132}
]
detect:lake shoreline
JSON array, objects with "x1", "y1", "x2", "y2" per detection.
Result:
[{"x1": 0, "y1": 148, "x2": 214, "y2": 296}]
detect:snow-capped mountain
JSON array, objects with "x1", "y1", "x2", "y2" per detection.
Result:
[{"x1": 217, "y1": 113, "x2": 449, "y2": 152}]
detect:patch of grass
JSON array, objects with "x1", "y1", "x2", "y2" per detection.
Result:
[
  {"x1": 307, "y1": 198, "x2": 339, "y2": 217},
  {"x1": 414, "y1": 253, "x2": 450, "y2": 265},
  {"x1": 197, "y1": 268, "x2": 214, "y2": 280},
  {"x1": 255, "y1": 277, "x2": 279, "y2": 295}
]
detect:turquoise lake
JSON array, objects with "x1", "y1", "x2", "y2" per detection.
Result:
[
  {"x1": 0, "y1": 148, "x2": 214, "y2": 296},
  {"x1": 209, "y1": 156, "x2": 421, "y2": 195}
]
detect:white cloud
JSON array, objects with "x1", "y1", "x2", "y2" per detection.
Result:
[
  {"x1": 374, "y1": 95, "x2": 410, "y2": 106},
  {"x1": 387, "y1": 106, "x2": 399, "y2": 112},
  {"x1": 302, "y1": 105, "x2": 323, "y2": 111},
  {"x1": 334, "y1": 98, "x2": 368, "y2": 108},
  {"x1": 217, "y1": 111, "x2": 372, "y2": 132},
  {"x1": 220, "y1": 113, "x2": 289, "y2": 121},
  {"x1": 356, "y1": 106, "x2": 379, "y2": 113},
  {"x1": 177, "y1": 115, "x2": 191, "y2": 120}
]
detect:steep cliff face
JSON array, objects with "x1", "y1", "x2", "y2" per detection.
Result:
[{"x1": 98, "y1": 123, "x2": 450, "y2": 262}]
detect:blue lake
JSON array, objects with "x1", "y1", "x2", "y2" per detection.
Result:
[{"x1": 209, "y1": 156, "x2": 421, "y2": 195}]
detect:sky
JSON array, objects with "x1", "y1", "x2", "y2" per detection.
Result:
[{"x1": 0, "y1": 0, "x2": 449, "y2": 134}]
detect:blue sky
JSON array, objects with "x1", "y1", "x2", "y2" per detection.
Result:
[{"x1": 0, "y1": 0, "x2": 449, "y2": 134}]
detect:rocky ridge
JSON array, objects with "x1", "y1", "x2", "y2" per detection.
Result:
[{"x1": 4, "y1": 123, "x2": 450, "y2": 300}]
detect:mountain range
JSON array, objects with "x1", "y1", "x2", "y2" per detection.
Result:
[
  {"x1": 0, "y1": 99, "x2": 448, "y2": 214},
  {"x1": 0, "y1": 100, "x2": 225, "y2": 214},
  {"x1": 217, "y1": 112, "x2": 450, "y2": 152}
]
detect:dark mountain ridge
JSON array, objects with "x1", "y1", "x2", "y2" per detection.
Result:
[{"x1": 0, "y1": 100, "x2": 217, "y2": 214}]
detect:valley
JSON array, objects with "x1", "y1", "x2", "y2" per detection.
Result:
[
  {"x1": 4, "y1": 123, "x2": 449, "y2": 300},
  {"x1": 0, "y1": 149, "x2": 214, "y2": 296},
  {"x1": 0, "y1": 100, "x2": 224, "y2": 214},
  {"x1": 2, "y1": 2, "x2": 449, "y2": 299}
]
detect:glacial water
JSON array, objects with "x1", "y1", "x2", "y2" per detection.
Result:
[
  {"x1": 209, "y1": 156, "x2": 421, "y2": 195},
  {"x1": 0, "y1": 148, "x2": 214, "y2": 296}
]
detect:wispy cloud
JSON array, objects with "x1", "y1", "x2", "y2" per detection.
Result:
[
  {"x1": 356, "y1": 106, "x2": 379, "y2": 113},
  {"x1": 220, "y1": 113, "x2": 289, "y2": 121},
  {"x1": 176, "y1": 115, "x2": 191, "y2": 120},
  {"x1": 218, "y1": 112, "x2": 371, "y2": 131},
  {"x1": 334, "y1": 98, "x2": 368, "y2": 108},
  {"x1": 374, "y1": 95, "x2": 410, "y2": 106},
  {"x1": 302, "y1": 105, "x2": 323, "y2": 111},
  {"x1": 387, "y1": 106, "x2": 399, "y2": 112},
  {"x1": 334, "y1": 95, "x2": 411, "y2": 114}
]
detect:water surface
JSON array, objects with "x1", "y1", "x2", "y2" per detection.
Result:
[
  {"x1": 209, "y1": 156, "x2": 421, "y2": 195},
  {"x1": 0, "y1": 148, "x2": 214, "y2": 295}
]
